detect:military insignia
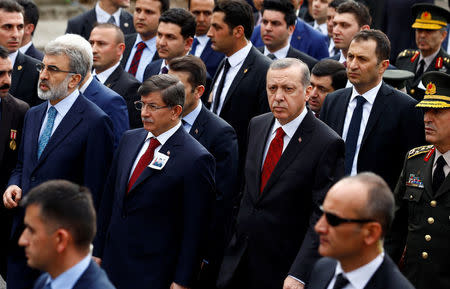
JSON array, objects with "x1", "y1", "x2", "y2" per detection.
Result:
[
  {"x1": 435, "y1": 57, "x2": 443, "y2": 69},
  {"x1": 124, "y1": 22, "x2": 129, "y2": 28},
  {"x1": 420, "y1": 11, "x2": 432, "y2": 20},
  {"x1": 407, "y1": 145, "x2": 434, "y2": 159},
  {"x1": 9, "y1": 129, "x2": 17, "y2": 151},
  {"x1": 424, "y1": 147, "x2": 435, "y2": 162},
  {"x1": 244, "y1": 68, "x2": 248, "y2": 74},
  {"x1": 166, "y1": 150, "x2": 170, "y2": 156},
  {"x1": 298, "y1": 137, "x2": 302, "y2": 143},
  {"x1": 195, "y1": 129, "x2": 198, "y2": 134},
  {"x1": 425, "y1": 82, "x2": 437, "y2": 95},
  {"x1": 411, "y1": 51, "x2": 420, "y2": 63},
  {"x1": 406, "y1": 173, "x2": 424, "y2": 188},
  {"x1": 17, "y1": 65, "x2": 22, "y2": 71}
]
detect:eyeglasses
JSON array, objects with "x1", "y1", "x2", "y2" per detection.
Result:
[
  {"x1": 36, "y1": 63, "x2": 77, "y2": 74},
  {"x1": 134, "y1": 100, "x2": 170, "y2": 111},
  {"x1": 319, "y1": 206, "x2": 375, "y2": 227}
]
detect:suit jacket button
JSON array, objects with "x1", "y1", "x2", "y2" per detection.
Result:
[
  {"x1": 428, "y1": 217, "x2": 434, "y2": 224},
  {"x1": 422, "y1": 252, "x2": 428, "y2": 259},
  {"x1": 430, "y1": 200, "x2": 437, "y2": 207},
  {"x1": 425, "y1": 235, "x2": 431, "y2": 242}
]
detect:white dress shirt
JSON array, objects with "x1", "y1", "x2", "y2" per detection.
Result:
[
  {"x1": 125, "y1": 34, "x2": 157, "y2": 82},
  {"x1": 342, "y1": 80, "x2": 382, "y2": 175},
  {"x1": 19, "y1": 41, "x2": 33, "y2": 54},
  {"x1": 39, "y1": 90, "x2": 80, "y2": 139},
  {"x1": 210, "y1": 42, "x2": 252, "y2": 115},
  {"x1": 95, "y1": 3, "x2": 121, "y2": 26},
  {"x1": 329, "y1": 38, "x2": 336, "y2": 57},
  {"x1": 433, "y1": 149, "x2": 450, "y2": 178},
  {"x1": 8, "y1": 51, "x2": 18, "y2": 67},
  {"x1": 78, "y1": 75, "x2": 93, "y2": 93},
  {"x1": 326, "y1": 253, "x2": 384, "y2": 289},
  {"x1": 94, "y1": 61, "x2": 121, "y2": 84},
  {"x1": 313, "y1": 21, "x2": 328, "y2": 36},
  {"x1": 182, "y1": 101, "x2": 202, "y2": 133},
  {"x1": 417, "y1": 49, "x2": 440, "y2": 73},
  {"x1": 263, "y1": 43, "x2": 290, "y2": 59},
  {"x1": 192, "y1": 34, "x2": 210, "y2": 57},
  {"x1": 129, "y1": 121, "x2": 181, "y2": 180},
  {"x1": 42, "y1": 254, "x2": 91, "y2": 289}
]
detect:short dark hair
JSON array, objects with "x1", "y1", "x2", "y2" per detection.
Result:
[
  {"x1": 311, "y1": 59, "x2": 347, "y2": 91},
  {"x1": 156, "y1": 0, "x2": 170, "y2": 13},
  {"x1": 138, "y1": 74, "x2": 185, "y2": 109},
  {"x1": 169, "y1": 55, "x2": 207, "y2": 89},
  {"x1": 336, "y1": 0, "x2": 371, "y2": 27},
  {"x1": 159, "y1": 8, "x2": 196, "y2": 39},
  {"x1": 352, "y1": 29, "x2": 390, "y2": 63},
  {"x1": 0, "y1": 46, "x2": 9, "y2": 59},
  {"x1": 21, "y1": 180, "x2": 96, "y2": 249},
  {"x1": 214, "y1": 0, "x2": 254, "y2": 40},
  {"x1": 261, "y1": 0, "x2": 296, "y2": 27},
  {"x1": 16, "y1": 0, "x2": 39, "y2": 35},
  {"x1": 349, "y1": 173, "x2": 394, "y2": 237},
  {"x1": 329, "y1": 0, "x2": 347, "y2": 9},
  {"x1": 0, "y1": 0, "x2": 24, "y2": 14},
  {"x1": 92, "y1": 23, "x2": 125, "y2": 44}
]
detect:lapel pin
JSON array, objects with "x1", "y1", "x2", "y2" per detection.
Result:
[
  {"x1": 195, "y1": 129, "x2": 199, "y2": 134},
  {"x1": 106, "y1": 83, "x2": 111, "y2": 88},
  {"x1": 298, "y1": 137, "x2": 302, "y2": 143},
  {"x1": 297, "y1": 36, "x2": 301, "y2": 40},
  {"x1": 167, "y1": 150, "x2": 170, "y2": 156},
  {"x1": 244, "y1": 68, "x2": 248, "y2": 74},
  {"x1": 124, "y1": 22, "x2": 129, "y2": 28},
  {"x1": 17, "y1": 65, "x2": 22, "y2": 71}
]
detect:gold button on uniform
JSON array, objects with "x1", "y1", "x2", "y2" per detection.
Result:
[
  {"x1": 410, "y1": 195, "x2": 414, "y2": 200},
  {"x1": 422, "y1": 252, "x2": 429, "y2": 259},
  {"x1": 428, "y1": 217, "x2": 435, "y2": 224},
  {"x1": 430, "y1": 200, "x2": 437, "y2": 207},
  {"x1": 411, "y1": 89, "x2": 415, "y2": 94},
  {"x1": 425, "y1": 235, "x2": 431, "y2": 241}
]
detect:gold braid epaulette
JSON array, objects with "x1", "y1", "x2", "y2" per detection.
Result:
[
  {"x1": 407, "y1": 145, "x2": 435, "y2": 159},
  {"x1": 398, "y1": 49, "x2": 417, "y2": 58}
]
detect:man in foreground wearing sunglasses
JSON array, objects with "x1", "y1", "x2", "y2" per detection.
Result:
[{"x1": 307, "y1": 173, "x2": 414, "y2": 289}]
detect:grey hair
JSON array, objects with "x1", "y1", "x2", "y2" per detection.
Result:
[
  {"x1": 44, "y1": 34, "x2": 93, "y2": 82},
  {"x1": 269, "y1": 58, "x2": 310, "y2": 89},
  {"x1": 138, "y1": 74, "x2": 185, "y2": 109}
]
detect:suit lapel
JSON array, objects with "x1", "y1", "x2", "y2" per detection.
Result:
[
  {"x1": 122, "y1": 34, "x2": 137, "y2": 67},
  {"x1": 201, "y1": 40, "x2": 214, "y2": 61},
  {"x1": 260, "y1": 110, "x2": 315, "y2": 199},
  {"x1": 0, "y1": 95, "x2": 14, "y2": 161},
  {"x1": 189, "y1": 105, "x2": 207, "y2": 140},
  {"x1": 30, "y1": 104, "x2": 47, "y2": 164},
  {"x1": 84, "y1": 78, "x2": 100, "y2": 105},
  {"x1": 361, "y1": 83, "x2": 389, "y2": 146},
  {"x1": 104, "y1": 66, "x2": 122, "y2": 89},
  {"x1": 337, "y1": 89, "x2": 351, "y2": 136},
  {"x1": 422, "y1": 151, "x2": 434, "y2": 199},
  {"x1": 11, "y1": 52, "x2": 25, "y2": 94}
]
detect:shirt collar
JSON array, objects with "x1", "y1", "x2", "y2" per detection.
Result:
[
  {"x1": 182, "y1": 101, "x2": 202, "y2": 127},
  {"x1": 350, "y1": 80, "x2": 383, "y2": 105},
  {"x1": 136, "y1": 33, "x2": 157, "y2": 51},
  {"x1": 434, "y1": 149, "x2": 450, "y2": 166},
  {"x1": 227, "y1": 42, "x2": 252, "y2": 68},
  {"x1": 19, "y1": 41, "x2": 33, "y2": 54},
  {"x1": 94, "y1": 61, "x2": 120, "y2": 84},
  {"x1": 95, "y1": 2, "x2": 121, "y2": 25},
  {"x1": 339, "y1": 51, "x2": 346, "y2": 63},
  {"x1": 419, "y1": 49, "x2": 441, "y2": 68},
  {"x1": 9, "y1": 50, "x2": 18, "y2": 67},
  {"x1": 195, "y1": 34, "x2": 209, "y2": 45},
  {"x1": 334, "y1": 252, "x2": 384, "y2": 289},
  {"x1": 44, "y1": 254, "x2": 91, "y2": 289},
  {"x1": 79, "y1": 75, "x2": 94, "y2": 93},
  {"x1": 313, "y1": 21, "x2": 327, "y2": 34},
  {"x1": 271, "y1": 106, "x2": 308, "y2": 138},
  {"x1": 145, "y1": 121, "x2": 182, "y2": 146},
  {"x1": 47, "y1": 89, "x2": 80, "y2": 117},
  {"x1": 264, "y1": 43, "x2": 290, "y2": 59}
]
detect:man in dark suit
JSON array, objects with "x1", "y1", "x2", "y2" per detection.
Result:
[
  {"x1": 189, "y1": 0, "x2": 225, "y2": 79},
  {"x1": 251, "y1": 0, "x2": 329, "y2": 59},
  {"x1": 169, "y1": 55, "x2": 238, "y2": 289},
  {"x1": 257, "y1": 0, "x2": 317, "y2": 70},
  {"x1": 0, "y1": 0, "x2": 40, "y2": 107},
  {"x1": 306, "y1": 173, "x2": 414, "y2": 289},
  {"x1": 90, "y1": 23, "x2": 142, "y2": 129},
  {"x1": 65, "y1": 0, "x2": 135, "y2": 40},
  {"x1": 395, "y1": 4, "x2": 450, "y2": 102},
  {"x1": 94, "y1": 74, "x2": 215, "y2": 289},
  {"x1": 207, "y1": 0, "x2": 272, "y2": 174},
  {"x1": 385, "y1": 71, "x2": 450, "y2": 289},
  {"x1": 17, "y1": 0, "x2": 43, "y2": 61},
  {"x1": 18, "y1": 180, "x2": 115, "y2": 289},
  {"x1": 217, "y1": 58, "x2": 345, "y2": 289},
  {"x1": 0, "y1": 45, "x2": 29, "y2": 280},
  {"x1": 320, "y1": 30, "x2": 425, "y2": 190},
  {"x1": 143, "y1": 8, "x2": 196, "y2": 80},
  {"x1": 121, "y1": 0, "x2": 168, "y2": 82},
  {"x1": 3, "y1": 34, "x2": 115, "y2": 289}
]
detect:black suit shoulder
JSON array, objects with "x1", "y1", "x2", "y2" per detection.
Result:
[
  {"x1": 10, "y1": 52, "x2": 41, "y2": 107},
  {"x1": 24, "y1": 44, "x2": 44, "y2": 61}
]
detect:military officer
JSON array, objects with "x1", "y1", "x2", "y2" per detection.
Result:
[
  {"x1": 396, "y1": 3, "x2": 450, "y2": 102},
  {"x1": 385, "y1": 71, "x2": 450, "y2": 289}
]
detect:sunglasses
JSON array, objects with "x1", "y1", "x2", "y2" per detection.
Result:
[{"x1": 319, "y1": 206, "x2": 375, "y2": 227}]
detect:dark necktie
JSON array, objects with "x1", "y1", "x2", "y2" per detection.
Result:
[
  {"x1": 213, "y1": 59, "x2": 231, "y2": 114},
  {"x1": 260, "y1": 127, "x2": 285, "y2": 193},
  {"x1": 432, "y1": 155, "x2": 446, "y2": 193},
  {"x1": 127, "y1": 137, "x2": 161, "y2": 193},
  {"x1": 267, "y1": 53, "x2": 276, "y2": 60},
  {"x1": 107, "y1": 15, "x2": 116, "y2": 25},
  {"x1": 161, "y1": 66, "x2": 169, "y2": 74},
  {"x1": 332, "y1": 273, "x2": 349, "y2": 289},
  {"x1": 345, "y1": 95, "x2": 366, "y2": 175},
  {"x1": 414, "y1": 59, "x2": 426, "y2": 82},
  {"x1": 190, "y1": 37, "x2": 199, "y2": 55},
  {"x1": 128, "y1": 42, "x2": 147, "y2": 77}
]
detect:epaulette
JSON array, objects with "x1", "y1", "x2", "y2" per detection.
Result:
[
  {"x1": 407, "y1": 145, "x2": 434, "y2": 159},
  {"x1": 397, "y1": 49, "x2": 418, "y2": 59}
]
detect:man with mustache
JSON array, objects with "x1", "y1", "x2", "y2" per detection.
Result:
[
  {"x1": 396, "y1": 4, "x2": 450, "y2": 102},
  {"x1": 385, "y1": 71, "x2": 450, "y2": 289},
  {"x1": 2, "y1": 34, "x2": 114, "y2": 289},
  {"x1": 217, "y1": 58, "x2": 345, "y2": 289},
  {"x1": 0, "y1": 45, "x2": 29, "y2": 280}
]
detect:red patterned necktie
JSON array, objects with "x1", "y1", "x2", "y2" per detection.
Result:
[
  {"x1": 260, "y1": 127, "x2": 285, "y2": 193},
  {"x1": 128, "y1": 41, "x2": 147, "y2": 77},
  {"x1": 127, "y1": 137, "x2": 160, "y2": 193}
]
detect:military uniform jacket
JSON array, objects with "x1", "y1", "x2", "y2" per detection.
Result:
[
  {"x1": 396, "y1": 48, "x2": 450, "y2": 101},
  {"x1": 385, "y1": 145, "x2": 450, "y2": 289}
]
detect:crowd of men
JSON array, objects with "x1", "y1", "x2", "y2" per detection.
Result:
[{"x1": 0, "y1": 0, "x2": 449, "y2": 289}]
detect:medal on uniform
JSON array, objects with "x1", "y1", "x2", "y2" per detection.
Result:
[
  {"x1": 9, "y1": 129, "x2": 17, "y2": 151},
  {"x1": 406, "y1": 173, "x2": 424, "y2": 188}
]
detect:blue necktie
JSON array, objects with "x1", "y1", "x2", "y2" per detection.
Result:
[
  {"x1": 345, "y1": 96, "x2": 366, "y2": 175},
  {"x1": 190, "y1": 37, "x2": 199, "y2": 55},
  {"x1": 38, "y1": 106, "x2": 57, "y2": 159}
]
